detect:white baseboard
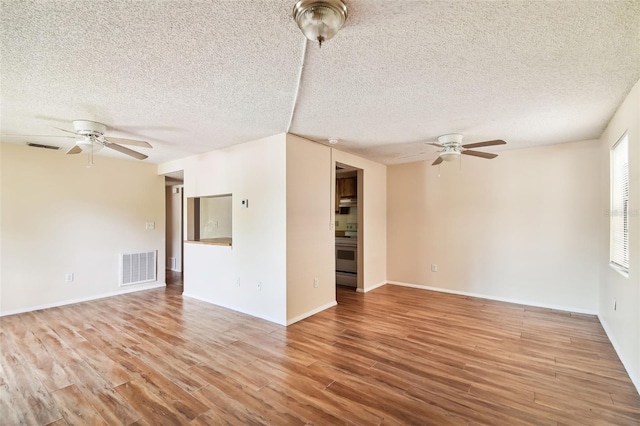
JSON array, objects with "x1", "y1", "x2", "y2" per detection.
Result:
[
  {"x1": 387, "y1": 281, "x2": 598, "y2": 315},
  {"x1": 356, "y1": 280, "x2": 387, "y2": 293},
  {"x1": 182, "y1": 292, "x2": 287, "y2": 326},
  {"x1": 286, "y1": 301, "x2": 338, "y2": 325},
  {"x1": 0, "y1": 282, "x2": 166, "y2": 317},
  {"x1": 598, "y1": 315, "x2": 640, "y2": 395}
]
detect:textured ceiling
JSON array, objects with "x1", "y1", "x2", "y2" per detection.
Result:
[{"x1": 1, "y1": 1, "x2": 639, "y2": 165}]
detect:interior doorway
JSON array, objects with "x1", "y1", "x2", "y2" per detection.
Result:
[
  {"x1": 164, "y1": 171, "x2": 184, "y2": 291},
  {"x1": 335, "y1": 162, "x2": 363, "y2": 293}
]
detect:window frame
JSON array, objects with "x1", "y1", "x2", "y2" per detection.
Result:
[{"x1": 609, "y1": 132, "x2": 629, "y2": 276}]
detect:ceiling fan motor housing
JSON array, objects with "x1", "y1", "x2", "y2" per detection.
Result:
[
  {"x1": 72, "y1": 120, "x2": 106, "y2": 136},
  {"x1": 438, "y1": 133, "x2": 463, "y2": 146}
]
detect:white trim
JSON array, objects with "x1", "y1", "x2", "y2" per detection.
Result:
[
  {"x1": 387, "y1": 281, "x2": 598, "y2": 315},
  {"x1": 0, "y1": 282, "x2": 166, "y2": 317},
  {"x1": 286, "y1": 300, "x2": 338, "y2": 325},
  {"x1": 182, "y1": 292, "x2": 287, "y2": 326},
  {"x1": 598, "y1": 315, "x2": 640, "y2": 395},
  {"x1": 608, "y1": 262, "x2": 629, "y2": 278},
  {"x1": 356, "y1": 280, "x2": 387, "y2": 293}
]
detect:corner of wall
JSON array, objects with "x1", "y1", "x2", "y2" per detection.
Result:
[
  {"x1": 597, "y1": 78, "x2": 640, "y2": 394},
  {"x1": 285, "y1": 136, "x2": 335, "y2": 323}
]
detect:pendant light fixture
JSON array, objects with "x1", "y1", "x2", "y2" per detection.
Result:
[{"x1": 292, "y1": 0, "x2": 348, "y2": 48}]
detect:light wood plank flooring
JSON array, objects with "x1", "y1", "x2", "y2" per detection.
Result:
[{"x1": 1, "y1": 277, "x2": 639, "y2": 425}]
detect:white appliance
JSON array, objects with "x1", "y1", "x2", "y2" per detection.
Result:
[{"x1": 336, "y1": 237, "x2": 357, "y2": 287}]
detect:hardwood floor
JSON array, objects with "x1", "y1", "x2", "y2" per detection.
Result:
[{"x1": 1, "y1": 280, "x2": 639, "y2": 425}]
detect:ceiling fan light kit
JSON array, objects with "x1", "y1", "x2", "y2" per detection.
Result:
[
  {"x1": 77, "y1": 136, "x2": 103, "y2": 153},
  {"x1": 439, "y1": 150, "x2": 460, "y2": 162},
  {"x1": 293, "y1": 0, "x2": 348, "y2": 47}
]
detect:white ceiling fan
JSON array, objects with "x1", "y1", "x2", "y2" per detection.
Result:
[
  {"x1": 400, "y1": 134, "x2": 506, "y2": 165},
  {"x1": 9, "y1": 119, "x2": 153, "y2": 163},
  {"x1": 58, "y1": 120, "x2": 152, "y2": 160},
  {"x1": 429, "y1": 134, "x2": 506, "y2": 165}
]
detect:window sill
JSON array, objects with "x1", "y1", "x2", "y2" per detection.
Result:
[
  {"x1": 185, "y1": 238, "x2": 232, "y2": 247},
  {"x1": 609, "y1": 262, "x2": 629, "y2": 278}
]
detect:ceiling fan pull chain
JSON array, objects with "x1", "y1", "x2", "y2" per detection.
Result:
[{"x1": 87, "y1": 138, "x2": 94, "y2": 168}]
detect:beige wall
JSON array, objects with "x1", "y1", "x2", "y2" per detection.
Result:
[
  {"x1": 165, "y1": 185, "x2": 182, "y2": 272},
  {"x1": 598, "y1": 79, "x2": 640, "y2": 392},
  {"x1": 387, "y1": 139, "x2": 601, "y2": 313},
  {"x1": 332, "y1": 149, "x2": 387, "y2": 292},
  {"x1": 286, "y1": 134, "x2": 336, "y2": 323},
  {"x1": 163, "y1": 134, "x2": 288, "y2": 325},
  {"x1": 158, "y1": 134, "x2": 388, "y2": 324},
  {"x1": 1, "y1": 143, "x2": 166, "y2": 314}
]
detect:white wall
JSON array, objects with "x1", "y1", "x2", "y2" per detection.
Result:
[
  {"x1": 1, "y1": 143, "x2": 166, "y2": 315},
  {"x1": 165, "y1": 185, "x2": 182, "y2": 272},
  {"x1": 286, "y1": 134, "x2": 335, "y2": 323},
  {"x1": 598, "y1": 79, "x2": 640, "y2": 392},
  {"x1": 162, "y1": 134, "x2": 288, "y2": 325},
  {"x1": 387, "y1": 139, "x2": 601, "y2": 313},
  {"x1": 332, "y1": 149, "x2": 387, "y2": 292}
]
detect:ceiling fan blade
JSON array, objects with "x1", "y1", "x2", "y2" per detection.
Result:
[
  {"x1": 103, "y1": 142, "x2": 148, "y2": 160},
  {"x1": 461, "y1": 150, "x2": 498, "y2": 159},
  {"x1": 66, "y1": 145, "x2": 82, "y2": 154},
  {"x1": 461, "y1": 139, "x2": 506, "y2": 149},
  {"x1": 427, "y1": 142, "x2": 445, "y2": 148},
  {"x1": 2, "y1": 133, "x2": 77, "y2": 138},
  {"x1": 432, "y1": 157, "x2": 444, "y2": 166},
  {"x1": 53, "y1": 127, "x2": 79, "y2": 136},
  {"x1": 102, "y1": 136, "x2": 152, "y2": 148},
  {"x1": 398, "y1": 152, "x2": 427, "y2": 159}
]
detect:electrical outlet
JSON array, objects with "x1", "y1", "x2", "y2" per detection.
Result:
[
  {"x1": 431, "y1": 264, "x2": 438, "y2": 272},
  {"x1": 314, "y1": 278, "x2": 319, "y2": 288},
  {"x1": 257, "y1": 281, "x2": 262, "y2": 291},
  {"x1": 65, "y1": 273, "x2": 74, "y2": 282},
  {"x1": 145, "y1": 222, "x2": 155, "y2": 230}
]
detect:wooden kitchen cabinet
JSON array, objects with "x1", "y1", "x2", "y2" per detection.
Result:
[
  {"x1": 335, "y1": 175, "x2": 357, "y2": 212},
  {"x1": 340, "y1": 177, "x2": 356, "y2": 198}
]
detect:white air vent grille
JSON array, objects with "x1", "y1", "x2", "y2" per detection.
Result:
[{"x1": 121, "y1": 251, "x2": 156, "y2": 286}]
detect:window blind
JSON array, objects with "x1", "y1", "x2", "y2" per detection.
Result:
[{"x1": 610, "y1": 134, "x2": 629, "y2": 271}]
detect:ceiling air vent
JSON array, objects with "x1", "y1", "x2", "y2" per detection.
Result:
[{"x1": 27, "y1": 142, "x2": 60, "y2": 150}]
